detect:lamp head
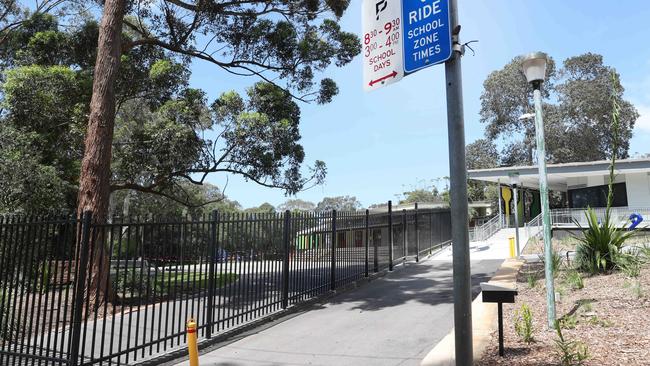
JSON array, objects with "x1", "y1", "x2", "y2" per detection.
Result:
[{"x1": 521, "y1": 52, "x2": 548, "y2": 84}]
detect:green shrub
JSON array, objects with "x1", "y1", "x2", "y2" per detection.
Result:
[
  {"x1": 514, "y1": 304, "x2": 534, "y2": 344},
  {"x1": 564, "y1": 269, "x2": 584, "y2": 290},
  {"x1": 613, "y1": 250, "x2": 642, "y2": 277},
  {"x1": 526, "y1": 272, "x2": 538, "y2": 289},
  {"x1": 574, "y1": 207, "x2": 634, "y2": 274},
  {"x1": 638, "y1": 244, "x2": 650, "y2": 263},
  {"x1": 554, "y1": 320, "x2": 589, "y2": 366},
  {"x1": 539, "y1": 250, "x2": 564, "y2": 277},
  {"x1": 559, "y1": 314, "x2": 578, "y2": 329},
  {"x1": 624, "y1": 279, "x2": 644, "y2": 299}
]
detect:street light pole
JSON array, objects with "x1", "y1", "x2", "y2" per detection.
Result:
[
  {"x1": 513, "y1": 185, "x2": 520, "y2": 255},
  {"x1": 445, "y1": 0, "x2": 473, "y2": 363},
  {"x1": 509, "y1": 173, "x2": 521, "y2": 257},
  {"x1": 522, "y1": 52, "x2": 556, "y2": 328}
]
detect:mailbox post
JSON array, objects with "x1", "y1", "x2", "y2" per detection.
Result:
[{"x1": 481, "y1": 282, "x2": 518, "y2": 356}]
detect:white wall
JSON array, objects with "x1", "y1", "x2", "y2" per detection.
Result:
[
  {"x1": 625, "y1": 173, "x2": 650, "y2": 207},
  {"x1": 587, "y1": 175, "x2": 605, "y2": 187}
]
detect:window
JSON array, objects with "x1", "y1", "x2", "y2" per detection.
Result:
[
  {"x1": 337, "y1": 232, "x2": 346, "y2": 248},
  {"x1": 568, "y1": 183, "x2": 627, "y2": 208}
]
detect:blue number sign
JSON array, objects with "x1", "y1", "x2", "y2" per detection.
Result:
[{"x1": 402, "y1": 0, "x2": 452, "y2": 74}]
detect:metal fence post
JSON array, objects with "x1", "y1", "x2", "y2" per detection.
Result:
[
  {"x1": 364, "y1": 209, "x2": 369, "y2": 277},
  {"x1": 373, "y1": 221, "x2": 379, "y2": 273},
  {"x1": 69, "y1": 211, "x2": 92, "y2": 366},
  {"x1": 330, "y1": 210, "x2": 337, "y2": 290},
  {"x1": 388, "y1": 201, "x2": 393, "y2": 271},
  {"x1": 402, "y1": 209, "x2": 407, "y2": 262},
  {"x1": 430, "y1": 212, "x2": 434, "y2": 254},
  {"x1": 282, "y1": 211, "x2": 291, "y2": 309},
  {"x1": 415, "y1": 203, "x2": 420, "y2": 262},
  {"x1": 205, "y1": 210, "x2": 218, "y2": 339}
]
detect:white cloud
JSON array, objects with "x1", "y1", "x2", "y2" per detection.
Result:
[{"x1": 636, "y1": 103, "x2": 650, "y2": 133}]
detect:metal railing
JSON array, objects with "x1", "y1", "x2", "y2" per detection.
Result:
[
  {"x1": 469, "y1": 214, "x2": 503, "y2": 242},
  {"x1": 0, "y1": 205, "x2": 452, "y2": 365},
  {"x1": 549, "y1": 207, "x2": 649, "y2": 228},
  {"x1": 524, "y1": 206, "x2": 650, "y2": 246},
  {"x1": 524, "y1": 212, "x2": 544, "y2": 241}
]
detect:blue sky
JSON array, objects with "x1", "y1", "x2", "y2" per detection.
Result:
[{"x1": 187, "y1": 0, "x2": 650, "y2": 209}]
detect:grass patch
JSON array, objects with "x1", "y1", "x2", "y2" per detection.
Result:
[
  {"x1": 564, "y1": 269, "x2": 584, "y2": 290},
  {"x1": 624, "y1": 279, "x2": 644, "y2": 299},
  {"x1": 115, "y1": 270, "x2": 239, "y2": 302},
  {"x1": 558, "y1": 313, "x2": 578, "y2": 329},
  {"x1": 586, "y1": 315, "x2": 613, "y2": 328}
]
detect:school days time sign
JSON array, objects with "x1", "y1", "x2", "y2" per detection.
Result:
[{"x1": 362, "y1": 0, "x2": 452, "y2": 92}]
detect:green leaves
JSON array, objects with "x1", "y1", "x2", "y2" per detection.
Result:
[
  {"x1": 514, "y1": 303, "x2": 535, "y2": 344},
  {"x1": 0, "y1": 125, "x2": 72, "y2": 212},
  {"x1": 574, "y1": 207, "x2": 634, "y2": 274},
  {"x1": 554, "y1": 320, "x2": 589, "y2": 365},
  {"x1": 479, "y1": 53, "x2": 637, "y2": 165},
  {"x1": 123, "y1": 0, "x2": 360, "y2": 104},
  {"x1": 211, "y1": 82, "x2": 325, "y2": 195}
]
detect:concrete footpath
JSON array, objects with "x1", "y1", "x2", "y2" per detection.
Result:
[{"x1": 173, "y1": 257, "x2": 502, "y2": 366}]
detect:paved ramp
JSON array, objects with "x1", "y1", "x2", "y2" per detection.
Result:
[
  {"x1": 434, "y1": 228, "x2": 530, "y2": 261},
  {"x1": 172, "y1": 258, "x2": 502, "y2": 366}
]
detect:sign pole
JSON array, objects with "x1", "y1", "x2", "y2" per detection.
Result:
[{"x1": 444, "y1": 0, "x2": 473, "y2": 364}]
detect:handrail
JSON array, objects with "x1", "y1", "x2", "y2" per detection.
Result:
[
  {"x1": 524, "y1": 206, "x2": 650, "y2": 242},
  {"x1": 470, "y1": 214, "x2": 503, "y2": 242}
]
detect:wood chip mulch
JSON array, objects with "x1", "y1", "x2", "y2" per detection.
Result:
[{"x1": 476, "y1": 262, "x2": 650, "y2": 365}]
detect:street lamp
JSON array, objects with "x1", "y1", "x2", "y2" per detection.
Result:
[
  {"x1": 509, "y1": 173, "x2": 521, "y2": 257},
  {"x1": 522, "y1": 51, "x2": 556, "y2": 328}
]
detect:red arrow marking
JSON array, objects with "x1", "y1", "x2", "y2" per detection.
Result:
[{"x1": 369, "y1": 71, "x2": 398, "y2": 87}]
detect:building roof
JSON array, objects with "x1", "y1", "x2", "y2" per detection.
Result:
[
  {"x1": 368, "y1": 202, "x2": 448, "y2": 213},
  {"x1": 468, "y1": 158, "x2": 650, "y2": 191}
]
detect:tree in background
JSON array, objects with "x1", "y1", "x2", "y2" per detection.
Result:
[
  {"x1": 245, "y1": 203, "x2": 276, "y2": 214},
  {"x1": 79, "y1": 0, "x2": 361, "y2": 221},
  {"x1": 0, "y1": 6, "x2": 360, "y2": 214},
  {"x1": 110, "y1": 183, "x2": 242, "y2": 219},
  {"x1": 0, "y1": 0, "x2": 66, "y2": 48},
  {"x1": 466, "y1": 138, "x2": 499, "y2": 204},
  {"x1": 480, "y1": 53, "x2": 638, "y2": 165},
  {"x1": 316, "y1": 196, "x2": 362, "y2": 212},
  {"x1": 278, "y1": 199, "x2": 316, "y2": 212}
]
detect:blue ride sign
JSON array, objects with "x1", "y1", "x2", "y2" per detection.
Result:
[{"x1": 402, "y1": 0, "x2": 452, "y2": 74}]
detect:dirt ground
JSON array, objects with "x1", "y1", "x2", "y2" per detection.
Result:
[{"x1": 477, "y1": 261, "x2": 650, "y2": 365}]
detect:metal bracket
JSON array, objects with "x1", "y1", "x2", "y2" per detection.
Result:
[
  {"x1": 453, "y1": 42, "x2": 465, "y2": 56},
  {"x1": 451, "y1": 26, "x2": 465, "y2": 56}
]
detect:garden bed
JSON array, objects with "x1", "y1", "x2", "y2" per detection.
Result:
[{"x1": 477, "y1": 260, "x2": 650, "y2": 365}]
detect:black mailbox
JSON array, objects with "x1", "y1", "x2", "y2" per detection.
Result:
[
  {"x1": 481, "y1": 282, "x2": 517, "y2": 303},
  {"x1": 480, "y1": 282, "x2": 518, "y2": 357}
]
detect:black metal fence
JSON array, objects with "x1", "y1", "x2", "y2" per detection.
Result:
[{"x1": 0, "y1": 203, "x2": 451, "y2": 365}]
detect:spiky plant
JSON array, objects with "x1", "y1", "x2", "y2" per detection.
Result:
[{"x1": 574, "y1": 72, "x2": 634, "y2": 274}]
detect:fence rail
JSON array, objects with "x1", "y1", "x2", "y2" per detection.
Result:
[{"x1": 0, "y1": 204, "x2": 451, "y2": 365}]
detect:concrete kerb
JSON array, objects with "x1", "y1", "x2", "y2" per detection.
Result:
[{"x1": 420, "y1": 258, "x2": 525, "y2": 366}]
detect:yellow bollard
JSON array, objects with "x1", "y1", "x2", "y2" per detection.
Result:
[
  {"x1": 187, "y1": 319, "x2": 199, "y2": 366},
  {"x1": 508, "y1": 236, "x2": 515, "y2": 258}
]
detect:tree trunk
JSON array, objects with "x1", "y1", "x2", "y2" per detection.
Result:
[{"x1": 77, "y1": 0, "x2": 126, "y2": 312}]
